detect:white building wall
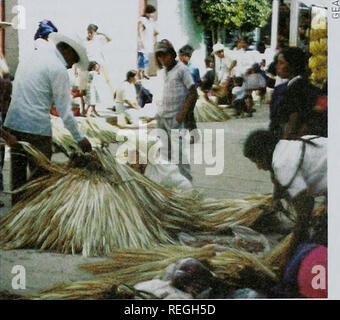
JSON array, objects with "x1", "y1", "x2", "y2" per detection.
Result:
[
  {"x1": 5, "y1": 0, "x2": 206, "y2": 82},
  {"x1": 10, "y1": 0, "x2": 140, "y2": 87},
  {"x1": 157, "y1": 0, "x2": 206, "y2": 75}
]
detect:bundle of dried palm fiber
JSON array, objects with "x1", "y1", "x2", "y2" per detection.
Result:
[
  {"x1": 30, "y1": 245, "x2": 215, "y2": 299},
  {"x1": 31, "y1": 244, "x2": 280, "y2": 300},
  {"x1": 193, "y1": 195, "x2": 273, "y2": 232},
  {"x1": 0, "y1": 142, "x2": 276, "y2": 257},
  {"x1": 51, "y1": 116, "x2": 121, "y2": 154},
  {"x1": 210, "y1": 248, "x2": 278, "y2": 285},
  {"x1": 0, "y1": 143, "x2": 200, "y2": 256},
  {"x1": 263, "y1": 233, "x2": 295, "y2": 274}
]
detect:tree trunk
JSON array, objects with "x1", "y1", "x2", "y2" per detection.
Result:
[
  {"x1": 212, "y1": 28, "x2": 216, "y2": 44},
  {"x1": 217, "y1": 25, "x2": 222, "y2": 43}
]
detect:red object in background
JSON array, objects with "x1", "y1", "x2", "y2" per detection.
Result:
[
  {"x1": 50, "y1": 107, "x2": 80, "y2": 117},
  {"x1": 317, "y1": 96, "x2": 327, "y2": 111},
  {"x1": 50, "y1": 107, "x2": 58, "y2": 116},
  {"x1": 71, "y1": 88, "x2": 84, "y2": 98}
]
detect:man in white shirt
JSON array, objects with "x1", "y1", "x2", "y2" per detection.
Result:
[
  {"x1": 4, "y1": 34, "x2": 92, "y2": 205},
  {"x1": 243, "y1": 130, "x2": 327, "y2": 266},
  {"x1": 212, "y1": 43, "x2": 236, "y2": 104}
]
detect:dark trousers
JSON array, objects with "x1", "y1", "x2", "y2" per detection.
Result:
[
  {"x1": 184, "y1": 104, "x2": 197, "y2": 132},
  {"x1": 0, "y1": 144, "x2": 4, "y2": 191},
  {"x1": 6, "y1": 129, "x2": 52, "y2": 206}
]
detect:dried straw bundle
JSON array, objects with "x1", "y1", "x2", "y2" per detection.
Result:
[
  {"x1": 0, "y1": 141, "x2": 275, "y2": 258},
  {"x1": 210, "y1": 248, "x2": 278, "y2": 283},
  {"x1": 0, "y1": 144, "x2": 201, "y2": 256},
  {"x1": 263, "y1": 233, "x2": 294, "y2": 273},
  {"x1": 31, "y1": 245, "x2": 215, "y2": 299},
  {"x1": 31, "y1": 244, "x2": 280, "y2": 300},
  {"x1": 194, "y1": 195, "x2": 273, "y2": 232},
  {"x1": 51, "y1": 117, "x2": 120, "y2": 154},
  {"x1": 32, "y1": 278, "x2": 119, "y2": 300}
]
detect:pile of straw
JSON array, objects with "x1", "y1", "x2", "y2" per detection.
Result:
[
  {"x1": 51, "y1": 117, "x2": 120, "y2": 154},
  {"x1": 194, "y1": 91, "x2": 230, "y2": 123},
  {"x1": 0, "y1": 143, "x2": 276, "y2": 257},
  {"x1": 31, "y1": 243, "x2": 283, "y2": 300},
  {"x1": 0, "y1": 144, "x2": 199, "y2": 256}
]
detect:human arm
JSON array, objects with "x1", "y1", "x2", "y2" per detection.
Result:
[
  {"x1": 137, "y1": 21, "x2": 145, "y2": 50},
  {"x1": 51, "y1": 68, "x2": 92, "y2": 152},
  {"x1": 97, "y1": 32, "x2": 111, "y2": 42},
  {"x1": 176, "y1": 85, "x2": 198, "y2": 123},
  {"x1": 229, "y1": 60, "x2": 237, "y2": 73},
  {"x1": 0, "y1": 128, "x2": 18, "y2": 147},
  {"x1": 283, "y1": 112, "x2": 298, "y2": 140},
  {"x1": 124, "y1": 99, "x2": 141, "y2": 109}
]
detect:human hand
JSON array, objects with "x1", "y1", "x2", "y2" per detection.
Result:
[
  {"x1": 78, "y1": 138, "x2": 92, "y2": 153},
  {"x1": 176, "y1": 112, "x2": 184, "y2": 124},
  {"x1": 6, "y1": 133, "x2": 19, "y2": 148}
]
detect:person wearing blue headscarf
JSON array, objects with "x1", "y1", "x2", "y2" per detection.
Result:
[{"x1": 34, "y1": 20, "x2": 58, "y2": 41}]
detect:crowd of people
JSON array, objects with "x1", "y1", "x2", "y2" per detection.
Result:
[{"x1": 0, "y1": 3, "x2": 328, "y2": 299}]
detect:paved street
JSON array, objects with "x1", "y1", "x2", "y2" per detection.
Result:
[{"x1": 0, "y1": 90, "x2": 273, "y2": 296}]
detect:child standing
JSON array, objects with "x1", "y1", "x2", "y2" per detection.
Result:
[
  {"x1": 231, "y1": 77, "x2": 246, "y2": 117},
  {"x1": 85, "y1": 61, "x2": 101, "y2": 117},
  {"x1": 178, "y1": 44, "x2": 201, "y2": 143},
  {"x1": 155, "y1": 39, "x2": 198, "y2": 182},
  {"x1": 244, "y1": 94, "x2": 255, "y2": 117}
]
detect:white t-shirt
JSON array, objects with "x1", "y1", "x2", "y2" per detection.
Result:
[
  {"x1": 115, "y1": 81, "x2": 137, "y2": 104},
  {"x1": 232, "y1": 85, "x2": 245, "y2": 100},
  {"x1": 84, "y1": 35, "x2": 108, "y2": 65},
  {"x1": 272, "y1": 136, "x2": 327, "y2": 198},
  {"x1": 138, "y1": 16, "x2": 157, "y2": 53},
  {"x1": 214, "y1": 50, "x2": 234, "y2": 82}
]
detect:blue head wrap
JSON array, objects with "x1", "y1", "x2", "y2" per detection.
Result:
[{"x1": 34, "y1": 20, "x2": 58, "y2": 40}]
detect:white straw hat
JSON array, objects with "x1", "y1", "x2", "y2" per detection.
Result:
[
  {"x1": 49, "y1": 33, "x2": 89, "y2": 71},
  {"x1": 213, "y1": 43, "x2": 225, "y2": 53}
]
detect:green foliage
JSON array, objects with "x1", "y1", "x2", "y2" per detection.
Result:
[{"x1": 190, "y1": 0, "x2": 272, "y2": 32}]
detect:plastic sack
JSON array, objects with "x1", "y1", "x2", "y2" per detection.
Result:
[
  {"x1": 134, "y1": 279, "x2": 193, "y2": 299},
  {"x1": 229, "y1": 288, "x2": 267, "y2": 299},
  {"x1": 244, "y1": 73, "x2": 266, "y2": 90},
  {"x1": 144, "y1": 163, "x2": 192, "y2": 190},
  {"x1": 230, "y1": 225, "x2": 271, "y2": 256},
  {"x1": 162, "y1": 258, "x2": 216, "y2": 298}
]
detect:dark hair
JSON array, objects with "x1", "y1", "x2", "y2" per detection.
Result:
[
  {"x1": 205, "y1": 57, "x2": 213, "y2": 67},
  {"x1": 56, "y1": 42, "x2": 80, "y2": 63},
  {"x1": 279, "y1": 47, "x2": 307, "y2": 76},
  {"x1": 145, "y1": 5, "x2": 156, "y2": 14},
  {"x1": 257, "y1": 41, "x2": 266, "y2": 54},
  {"x1": 179, "y1": 44, "x2": 194, "y2": 57},
  {"x1": 88, "y1": 61, "x2": 99, "y2": 71},
  {"x1": 234, "y1": 77, "x2": 243, "y2": 86},
  {"x1": 126, "y1": 70, "x2": 137, "y2": 81},
  {"x1": 155, "y1": 39, "x2": 177, "y2": 69},
  {"x1": 243, "y1": 130, "x2": 278, "y2": 166},
  {"x1": 244, "y1": 94, "x2": 253, "y2": 101},
  {"x1": 87, "y1": 24, "x2": 98, "y2": 32},
  {"x1": 3, "y1": 73, "x2": 11, "y2": 80}
]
